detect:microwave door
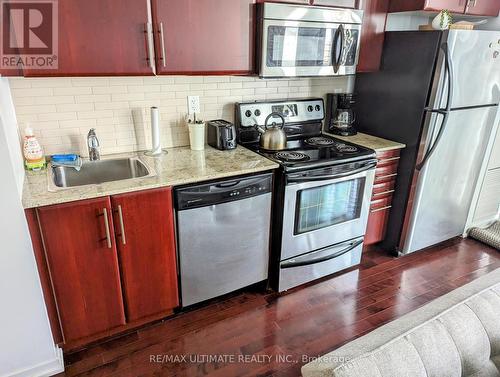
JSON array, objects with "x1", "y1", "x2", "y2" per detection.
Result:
[
  {"x1": 261, "y1": 20, "x2": 339, "y2": 78},
  {"x1": 260, "y1": 20, "x2": 360, "y2": 78}
]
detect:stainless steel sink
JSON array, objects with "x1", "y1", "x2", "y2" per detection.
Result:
[{"x1": 49, "y1": 157, "x2": 154, "y2": 190}]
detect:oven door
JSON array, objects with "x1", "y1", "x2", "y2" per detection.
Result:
[
  {"x1": 281, "y1": 160, "x2": 376, "y2": 260},
  {"x1": 260, "y1": 19, "x2": 361, "y2": 78}
]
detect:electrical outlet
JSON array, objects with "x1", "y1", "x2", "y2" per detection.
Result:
[{"x1": 187, "y1": 95, "x2": 200, "y2": 114}]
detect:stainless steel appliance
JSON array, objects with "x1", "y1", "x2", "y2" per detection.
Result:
[
  {"x1": 236, "y1": 99, "x2": 376, "y2": 291},
  {"x1": 256, "y1": 2, "x2": 363, "y2": 78},
  {"x1": 325, "y1": 93, "x2": 357, "y2": 136},
  {"x1": 207, "y1": 119, "x2": 237, "y2": 150},
  {"x1": 255, "y1": 112, "x2": 287, "y2": 151},
  {"x1": 354, "y1": 30, "x2": 500, "y2": 255},
  {"x1": 175, "y1": 174, "x2": 272, "y2": 306}
]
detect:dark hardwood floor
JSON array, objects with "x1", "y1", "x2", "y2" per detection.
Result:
[{"x1": 58, "y1": 238, "x2": 500, "y2": 377}]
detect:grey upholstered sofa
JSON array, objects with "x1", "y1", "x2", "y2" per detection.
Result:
[{"x1": 302, "y1": 268, "x2": 500, "y2": 377}]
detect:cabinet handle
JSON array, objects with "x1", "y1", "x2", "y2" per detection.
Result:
[
  {"x1": 371, "y1": 205, "x2": 392, "y2": 213},
  {"x1": 102, "y1": 208, "x2": 112, "y2": 249},
  {"x1": 159, "y1": 22, "x2": 166, "y2": 67},
  {"x1": 144, "y1": 22, "x2": 155, "y2": 72},
  {"x1": 117, "y1": 205, "x2": 127, "y2": 245},
  {"x1": 372, "y1": 190, "x2": 395, "y2": 197}
]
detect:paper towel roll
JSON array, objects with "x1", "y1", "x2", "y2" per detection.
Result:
[{"x1": 150, "y1": 106, "x2": 161, "y2": 155}]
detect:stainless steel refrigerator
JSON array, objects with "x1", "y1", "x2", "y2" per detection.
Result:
[{"x1": 354, "y1": 30, "x2": 500, "y2": 255}]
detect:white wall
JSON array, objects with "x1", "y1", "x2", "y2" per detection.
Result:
[
  {"x1": 0, "y1": 79, "x2": 24, "y2": 195},
  {"x1": 0, "y1": 79, "x2": 63, "y2": 377},
  {"x1": 386, "y1": 12, "x2": 431, "y2": 31},
  {"x1": 477, "y1": 14, "x2": 500, "y2": 30}
]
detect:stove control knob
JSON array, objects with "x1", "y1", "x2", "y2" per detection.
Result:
[
  {"x1": 307, "y1": 105, "x2": 313, "y2": 112},
  {"x1": 254, "y1": 109, "x2": 261, "y2": 116},
  {"x1": 245, "y1": 110, "x2": 252, "y2": 117},
  {"x1": 315, "y1": 105, "x2": 321, "y2": 111}
]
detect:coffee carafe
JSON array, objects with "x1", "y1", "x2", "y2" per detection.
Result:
[{"x1": 325, "y1": 93, "x2": 357, "y2": 136}]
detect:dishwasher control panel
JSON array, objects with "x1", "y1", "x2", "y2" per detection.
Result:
[{"x1": 175, "y1": 173, "x2": 273, "y2": 210}]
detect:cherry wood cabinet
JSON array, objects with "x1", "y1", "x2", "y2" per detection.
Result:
[
  {"x1": 389, "y1": 0, "x2": 467, "y2": 13},
  {"x1": 36, "y1": 197, "x2": 126, "y2": 342},
  {"x1": 151, "y1": 0, "x2": 255, "y2": 75},
  {"x1": 29, "y1": 187, "x2": 179, "y2": 348},
  {"x1": 111, "y1": 188, "x2": 178, "y2": 321},
  {"x1": 23, "y1": 0, "x2": 154, "y2": 77},
  {"x1": 357, "y1": 0, "x2": 390, "y2": 72},
  {"x1": 465, "y1": 0, "x2": 500, "y2": 16},
  {"x1": 365, "y1": 149, "x2": 401, "y2": 246},
  {"x1": 389, "y1": 0, "x2": 499, "y2": 15}
]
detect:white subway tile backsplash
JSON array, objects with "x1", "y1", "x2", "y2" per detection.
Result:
[
  {"x1": 54, "y1": 86, "x2": 92, "y2": 96},
  {"x1": 9, "y1": 75, "x2": 351, "y2": 156},
  {"x1": 38, "y1": 112, "x2": 77, "y2": 122}
]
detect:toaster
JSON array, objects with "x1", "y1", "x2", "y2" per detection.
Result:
[{"x1": 207, "y1": 119, "x2": 237, "y2": 150}]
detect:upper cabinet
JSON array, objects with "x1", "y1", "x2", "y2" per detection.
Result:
[
  {"x1": 389, "y1": 0, "x2": 499, "y2": 16},
  {"x1": 256, "y1": 0, "x2": 357, "y2": 7},
  {"x1": 24, "y1": 0, "x2": 155, "y2": 77},
  {"x1": 3, "y1": 0, "x2": 393, "y2": 76},
  {"x1": 465, "y1": 0, "x2": 500, "y2": 16},
  {"x1": 151, "y1": 0, "x2": 255, "y2": 75},
  {"x1": 357, "y1": 0, "x2": 390, "y2": 72}
]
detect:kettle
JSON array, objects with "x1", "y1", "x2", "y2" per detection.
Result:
[{"x1": 255, "y1": 112, "x2": 287, "y2": 151}]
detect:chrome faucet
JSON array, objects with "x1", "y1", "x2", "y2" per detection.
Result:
[{"x1": 87, "y1": 128, "x2": 100, "y2": 161}]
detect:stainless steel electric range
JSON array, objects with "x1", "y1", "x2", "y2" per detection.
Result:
[{"x1": 236, "y1": 98, "x2": 377, "y2": 291}]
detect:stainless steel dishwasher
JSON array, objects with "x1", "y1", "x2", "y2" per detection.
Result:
[{"x1": 175, "y1": 173, "x2": 273, "y2": 307}]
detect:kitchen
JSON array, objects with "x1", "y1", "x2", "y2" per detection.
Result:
[{"x1": 0, "y1": 1, "x2": 499, "y2": 376}]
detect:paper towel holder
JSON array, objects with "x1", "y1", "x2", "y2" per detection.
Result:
[{"x1": 144, "y1": 106, "x2": 168, "y2": 157}]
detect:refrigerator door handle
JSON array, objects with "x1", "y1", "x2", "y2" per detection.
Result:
[{"x1": 416, "y1": 42, "x2": 454, "y2": 171}]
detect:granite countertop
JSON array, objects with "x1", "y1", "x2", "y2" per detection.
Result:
[
  {"x1": 326, "y1": 132, "x2": 405, "y2": 152},
  {"x1": 22, "y1": 146, "x2": 279, "y2": 209}
]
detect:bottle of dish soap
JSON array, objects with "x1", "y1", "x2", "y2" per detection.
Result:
[{"x1": 23, "y1": 125, "x2": 46, "y2": 171}]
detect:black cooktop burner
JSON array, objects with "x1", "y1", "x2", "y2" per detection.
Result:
[
  {"x1": 333, "y1": 142, "x2": 359, "y2": 154},
  {"x1": 305, "y1": 137, "x2": 336, "y2": 147},
  {"x1": 242, "y1": 134, "x2": 375, "y2": 172},
  {"x1": 274, "y1": 151, "x2": 311, "y2": 162}
]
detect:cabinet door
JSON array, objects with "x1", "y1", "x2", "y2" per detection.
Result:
[
  {"x1": 357, "y1": 0, "x2": 390, "y2": 72},
  {"x1": 152, "y1": 0, "x2": 255, "y2": 74},
  {"x1": 24, "y1": 0, "x2": 154, "y2": 76},
  {"x1": 37, "y1": 197, "x2": 125, "y2": 342},
  {"x1": 365, "y1": 206, "x2": 391, "y2": 245},
  {"x1": 111, "y1": 188, "x2": 178, "y2": 321},
  {"x1": 466, "y1": 0, "x2": 500, "y2": 16},
  {"x1": 389, "y1": 0, "x2": 467, "y2": 13}
]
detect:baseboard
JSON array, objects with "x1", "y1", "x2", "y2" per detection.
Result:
[{"x1": 1, "y1": 345, "x2": 64, "y2": 377}]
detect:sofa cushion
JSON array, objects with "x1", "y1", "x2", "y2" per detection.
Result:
[{"x1": 301, "y1": 268, "x2": 500, "y2": 377}]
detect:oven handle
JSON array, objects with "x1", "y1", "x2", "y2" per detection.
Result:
[
  {"x1": 287, "y1": 161, "x2": 377, "y2": 183},
  {"x1": 281, "y1": 239, "x2": 363, "y2": 269}
]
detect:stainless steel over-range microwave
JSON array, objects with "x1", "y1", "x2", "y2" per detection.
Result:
[{"x1": 256, "y1": 3, "x2": 363, "y2": 78}]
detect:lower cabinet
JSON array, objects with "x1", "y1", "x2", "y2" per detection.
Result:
[
  {"x1": 364, "y1": 149, "x2": 401, "y2": 246},
  {"x1": 30, "y1": 187, "x2": 178, "y2": 347},
  {"x1": 111, "y1": 189, "x2": 178, "y2": 322}
]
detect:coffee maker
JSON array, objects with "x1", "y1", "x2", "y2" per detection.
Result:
[{"x1": 324, "y1": 93, "x2": 357, "y2": 136}]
